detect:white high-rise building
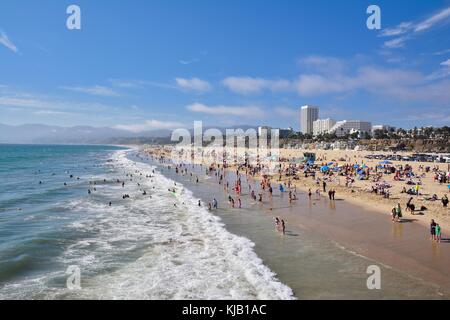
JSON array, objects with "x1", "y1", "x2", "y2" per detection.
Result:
[
  {"x1": 300, "y1": 105, "x2": 319, "y2": 135},
  {"x1": 313, "y1": 118, "x2": 336, "y2": 136},
  {"x1": 329, "y1": 120, "x2": 372, "y2": 137}
]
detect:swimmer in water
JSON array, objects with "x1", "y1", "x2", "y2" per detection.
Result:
[{"x1": 275, "y1": 217, "x2": 280, "y2": 231}]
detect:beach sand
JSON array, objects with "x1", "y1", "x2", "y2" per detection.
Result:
[
  {"x1": 141, "y1": 145, "x2": 450, "y2": 299},
  {"x1": 281, "y1": 148, "x2": 450, "y2": 231}
]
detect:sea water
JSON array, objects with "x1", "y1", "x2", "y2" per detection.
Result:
[{"x1": 0, "y1": 145, "x2": 293, "y2": 299}]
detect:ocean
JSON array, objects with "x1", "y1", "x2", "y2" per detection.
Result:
[
  {"x1": 0, "y1": 145, "x2": 293, "y2": 299},
  {"x1": 1, "y1": 144, "x2": 447, "y2": 300}
]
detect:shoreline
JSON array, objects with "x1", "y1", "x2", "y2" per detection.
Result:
[{"x1": 139, "y1": 146, "x2": 450, "y2": 299}]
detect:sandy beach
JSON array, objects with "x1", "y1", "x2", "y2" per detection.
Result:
[
  {"x1": 141, "y1": 145, "x2": 450, "y2": 298},
  {"x1": 282, "y1": 148, "x2": 450, "y2": 231}
]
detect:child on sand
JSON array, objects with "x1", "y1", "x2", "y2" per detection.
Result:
[
  {"x1": 436, "y1": 223, "x2": 441, "y2": 243},
  {"x1": 396, "y1": 203, "x2": 402, "y2": 222},
  {"x1": 391, "y1": 207, "x2": 397, "y2": 222},
  {"x1": 430, "y1": 219, "x2": 437, "y2": 241}
]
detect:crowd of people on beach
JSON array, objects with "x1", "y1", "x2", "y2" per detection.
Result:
[{"x1": 144, "y1": 147, "x2": 450, "y2": 244}]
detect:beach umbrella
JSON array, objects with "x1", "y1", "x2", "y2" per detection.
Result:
[
  {"x1": 353, "y1": 164, "x2": 359, "y2": 169},
  {"x1": 379, "y1": 160, "x2": 392, "y2": 165},
  {"x1": 320, "y1": 166, "x2": 329, "y2": 172}
]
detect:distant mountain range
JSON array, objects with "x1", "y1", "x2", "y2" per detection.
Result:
[
  {"x1": 0, "y1": 123, "x2": 258, "y2": 144},
  {"x1": 0, "y1": 123, "x2": 173, "y2": 144}
]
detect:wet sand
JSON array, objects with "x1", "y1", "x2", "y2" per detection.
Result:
[{"x1": 139, "y1": 155, "x2": 450, "y2": 299}]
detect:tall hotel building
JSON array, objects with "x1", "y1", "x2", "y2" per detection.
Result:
[{"x1": 300, "y1": 105, "x2": 319, "y2": 135}]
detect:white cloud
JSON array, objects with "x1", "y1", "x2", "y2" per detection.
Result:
[
  {"x1": 0, "y1": 89, "x2": 120, "y2": 114},
  {"x1": 60, "y1": 85, "x2": 120, "y2": 97},
  {"x1": 0, "y1": 96, "x2": 49, "y2": 109},
  {"x1": 220, "y1": 55, "x2": 449, "y2": 104},
  {"x1": 0, "y1": 31, "x2": 18, "y2": 53},
  {"x1": 114, "y1": 119, "x2": 185, "y2": 133},
  {"x1": 298, "y1": 55, "x2": 347, "y2": 74},
  {"x1": 426, "y1": 59, "x2": 450, "y2": 80},
  {"x1": 179, "y1": 59, "x2": 199, "y2": 65},
  {"x1": 414, "y1": 7, "x2": 450, "y2": 32},
  {"x1": 380, "y1": 6, "x2": 450, "y2": 48},
  {"x1": 186, "y1": 102, "x2": 264, "y2": 118},
  {"x1": 295, "y1": 74, "x2": 358, "y2": 95},
  {"x1": 380, "y1": 22, "x2": 413, "y2": 37},
  {"x1": 384, "y1": 37, "x2": 407, "y2": 49},
  {"x1": 33, "y1": 110, "x2": 72, "y2": 116},
  {"x1": 274, "y1": 107, "x2": 298, "y2": 118},
  {"x1": 441, "y1": 59, "x2": 450, "y2": 67},
  {"x1": 432, "y1": 48, "x2": 450, "y2": 56},
  {"x1": 109, "y1": 79, "x2": 145, "y2": 88},
  {"x1": 175, "y1": 77, "x2": 212, "y2": 92},
  {"x1": 222, "y1": 77, "x2": 291, "y2": 95}
]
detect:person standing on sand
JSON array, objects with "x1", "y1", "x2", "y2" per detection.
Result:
[
  {"x1": 436, "y1": 223, "x2": 441, "y2": 243},
  {"x1": 281, "y1": 220, "x2": 286, "y2": 235},
  {"x1": 323, "y1": 180, "x2": 327, "y2": 193},
  {"x1": 430, "y1": 219, "x2": 437, "y2": 241},
  {"x1": 396, "y1": 203, "x2": 402, "y2": 222},
  {"x1": 391, "y1": 206, "x2": 397, "y2": 222},
  {"x1": 308, "y1": 189, "x2": 312, "y2": 198},
  {"x1": 442, "y1": 195, "x2": 449, "y2": 207}
]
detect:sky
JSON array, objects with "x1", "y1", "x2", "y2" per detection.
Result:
[{"x1": 0, "y1": 0, "x2": 450, "y2": 132}]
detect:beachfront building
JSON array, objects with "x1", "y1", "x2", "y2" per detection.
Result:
[
  {"x1": 300, "y1": 105, "x2": 319, "y2": 135},
  {"x1": 328, "y1": 120, "x2": 372, "y2": 137},
  {"x1": 372, "y1": 124, "x2": 395, "y2": 133},
  {"x1": 257, "y1": 126, "x2": 271, "y2": 137},
  {"x1": 279, "y1": 127, "x2": 294, "y2": 138},
  {"x1": 312, "y1": 118, "x2": 336, "y2": 136}
]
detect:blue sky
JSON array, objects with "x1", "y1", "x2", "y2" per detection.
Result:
[{"x1": 1, "y1": 0, "x2": 449, "y2": 131}]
